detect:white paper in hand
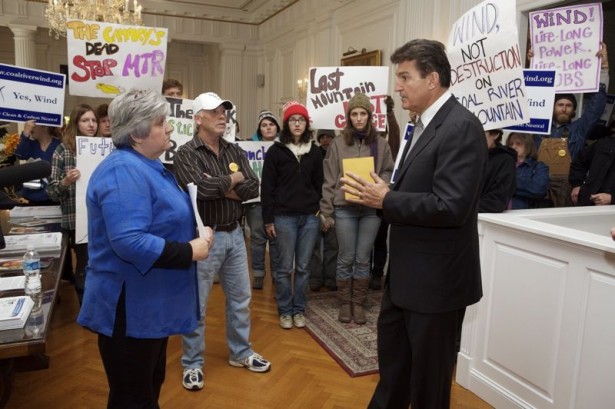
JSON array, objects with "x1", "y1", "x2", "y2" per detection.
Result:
[{"x1": 187, "y1": 183, "x2": 208, "y2": 239}]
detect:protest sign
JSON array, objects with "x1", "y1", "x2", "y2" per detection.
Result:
[
  {"x1": 236, "y1": 141, "x2": 274, "y2": 203},
  {"x1": 162, "y1": 97, "x2": 194, "y2": 164},
  {"x1": 66, "y1": 20, "x2": 168, "y2": 97},
  {"x1": 448, "y1": 0, "x2": 529, "y2": 130},
  {"x1": 223, "y1": 105, "x2": 238, "y2": 142},
  {"x1": 75, "y1": 136, "x2": 115, "y2": 244},
  {"x1": 505, "y1": 70, "x2": 556, "y2": 135},
  {"x1": 306, "y1": 66, "x2": 389, "y2": 132},
  {"x1": 161, "y1": 98, "x2": 239, "y2": 163},
  {"x1": 529, "y1": 3, "x2": 603, "y2": 93},
  {"x1": 0, "y1": 64, "x2": 65, "y2": 126}
]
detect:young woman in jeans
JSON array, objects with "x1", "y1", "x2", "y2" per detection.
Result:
[
  {"x1": 261, "y1": 101, "x2": 322, "y2": 330},
  {"x1": 320, "y1": 93, "x2": 394, "y2": 325}
]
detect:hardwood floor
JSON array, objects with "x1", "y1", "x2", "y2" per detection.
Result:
[{"x1": 6, "y1": 279, "x2": 492, "y2": 408}]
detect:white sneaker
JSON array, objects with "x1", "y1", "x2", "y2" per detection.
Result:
[
  {"x1": 182, "y1": 368, "x2": 204, "y2": 391},
  {"x1": 279, "y1": 314, "x2": 293, "y2": 329},
  {"x1": 293, "y1": 313, "x2": 306, "y2": 328},
  {"x1": 228, "y1": 352, "x2": 271, "y2": 373}
]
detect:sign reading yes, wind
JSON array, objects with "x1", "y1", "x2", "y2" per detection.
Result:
[
  {"x1": 66, "y1": 20, "x2": 168, "y2": 98},
  {"x1": 447, "y1": 0, "x2": 529, "y2": 130}
]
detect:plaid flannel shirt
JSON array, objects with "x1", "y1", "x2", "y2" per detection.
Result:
[{"x1": 47, "y1": 143, "x2": 76, "y2": 230}]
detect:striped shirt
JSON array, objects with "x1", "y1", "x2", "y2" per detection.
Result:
[
  {"x1": 47, "y1": 143, "x2": 76, "y2": 230},
  {"x1": 173, "y1": 134, "x2": 259, "y2": 226}
]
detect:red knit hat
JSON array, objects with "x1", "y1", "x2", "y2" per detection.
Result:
[{"x1": 282, "y1": 100, "x2": 310, "y2": 123}]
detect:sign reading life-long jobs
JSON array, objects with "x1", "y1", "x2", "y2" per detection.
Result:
[{"x1": 529, "y1": 3, "x2": 603, "y2": 93}]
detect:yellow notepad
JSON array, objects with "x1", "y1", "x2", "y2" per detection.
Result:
[{"x1": 342, "y1": 157, "x2": 375, "y2": 200}]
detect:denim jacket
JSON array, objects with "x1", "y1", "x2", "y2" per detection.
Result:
[{"x1": 512, "y1": 157, "x2": 550, "y2": 209}]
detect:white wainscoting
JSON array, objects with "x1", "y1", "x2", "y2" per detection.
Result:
[{"x1": 457, "y1": 206, "x2": 615, "y2": 409}]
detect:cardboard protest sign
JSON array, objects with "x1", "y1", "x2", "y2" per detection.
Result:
[
  {"x1": 162, "y1": 98, "x2": 239, "y2": 163},
  {"x1": 162, "y1": 97, "x2": 194, "y2": 164},
  {"x1": 505, "y1": 70, "x2": 556, "y2": 135},
  {"x1": 66, "y1": 20, "x2": 168, "y2": 97},
  {"x1": 236, "y1": 141, "x2": 274, "y2": 203},
  {"x1": 223, "y1": 105, "x2": 238, "y2": 142},
  {"x1": 529, "y1": 3, "x2": 603, "y2": 93},
  {"x1": 448, "y1": 0, "x2": 529, "y2": 130},
  {"x1": 0, "y1": 64, "x2": 65, "y2": 127},
  {"x1": 306, "y1": 66, "x2": 389, "y2": 132},
  {"x1": 75, "y1": 136, "x2": 115, "y2": 244}
]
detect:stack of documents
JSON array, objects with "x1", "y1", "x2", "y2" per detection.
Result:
[{"x1": 0, "y1": 296, "x2": 34, "y2": 330}]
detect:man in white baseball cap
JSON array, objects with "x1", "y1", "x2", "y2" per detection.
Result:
[{"x1": 174, "y1": 92, "x2": 271, "y2": 392}]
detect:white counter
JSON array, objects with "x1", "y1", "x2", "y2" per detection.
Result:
[{"x1": 456, "y1": 206, "x2": 615, "y2": 409}]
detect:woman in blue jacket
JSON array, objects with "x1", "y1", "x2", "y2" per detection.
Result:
[
  {"x1": 507, "y1": 132, "x2": 550, "y2": 209},
  {"x1": 77, "y1": 89, "x2": 213, "y2": 408}
]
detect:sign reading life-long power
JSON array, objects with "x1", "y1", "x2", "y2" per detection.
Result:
[{"x1": 0, "y1": 63, "x2": 66, "y2": 127}]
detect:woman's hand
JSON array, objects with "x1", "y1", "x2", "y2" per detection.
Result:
[
  {"x1": 62, "y1": 167, "x2": 81, "y2": 186},
  {"x1": 23, "y1": 120, "x2": 36, "y2": 138},
  {"x1": 320, "y1": 215, "x2": 335, "y2": 232},
  {"x1": 190, "y1": 237, "x2": 212, "y2": 261},
  {"x1": 265, "y1": 223, "x2": 276, "y2": 239}
]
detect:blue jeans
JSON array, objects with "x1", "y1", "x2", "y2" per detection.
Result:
[
  {"x1": 181, "y1": 227, "x2": 253, "y2": 368},
  {"x1": 334, "y1": 206, "x2": 381, "y2": 280},
  {"x1": 274, "y1": 214, "x2": 320, "y2": 315},
  {"x1": 245, "y1": 203, "x2": 279, "y2": 279}
]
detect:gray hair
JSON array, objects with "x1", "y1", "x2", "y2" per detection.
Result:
[{"x1": 109, "y1": 89, "x2": 170, "y2": 148}]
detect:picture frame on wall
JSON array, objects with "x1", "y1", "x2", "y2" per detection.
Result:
[{"x1": 341, "y1": 50, "x2": 382, "y2": 66}]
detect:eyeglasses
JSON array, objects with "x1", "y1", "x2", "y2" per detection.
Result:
[{"x1": 289, "y1": 117, "x2": 306, "y2": 124}]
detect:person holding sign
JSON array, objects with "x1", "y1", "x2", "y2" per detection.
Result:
[
  {"x1": 261, "y1": 101, "x2": 323, "y2": 330},
  {"x1": 533, "y1": 43, "x2": 609, "y2": 207},
  {"x1": 77, "y1": 89, "x2": 213, "y2": 409},
  {"x1": 339, "y1": 39, "x2": 486, "y2": 409},
  {"x1": 47, "y1": 104, "x2": 98, "y2": 304},
  {"x1": 14, "y1": 119, "x2": 61, "y2": 205},
  {"x1": 174, "y1": 92, "x2": 270, "y2": 391},
  {"x1": 319, "y1": 93, "x2": 393, "y2": 325}
]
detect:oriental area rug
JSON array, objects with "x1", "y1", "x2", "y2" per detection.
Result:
[{"x1": 305, "y1": 290, "x2": 383, "y2": 377}]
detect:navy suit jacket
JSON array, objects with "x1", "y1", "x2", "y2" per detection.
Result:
[{"x1": 383, "y1": 95, "x2": 486, "y2": 313}]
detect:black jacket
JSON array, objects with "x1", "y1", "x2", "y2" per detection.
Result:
[
  {"x1": 478, "y1": 144, "x2": 517, "y2": 212},
  {"x1": 569, "y1": 134, "x2": 615, "y2": 206},
  {"x1": 261, "y1": 141, "x2": 323, "y2": 224}
]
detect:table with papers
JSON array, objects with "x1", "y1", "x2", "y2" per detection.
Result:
[{"x1": 0, "y1": 206, "x2": 65, "y2": 407}]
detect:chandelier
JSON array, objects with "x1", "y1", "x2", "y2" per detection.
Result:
[{"x1": 45, "y1": 0, "x2": 143, "y2": 39}]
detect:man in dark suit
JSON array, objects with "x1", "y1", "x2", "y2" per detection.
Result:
[{"x1": 341, "y1": 39, "x2": 486, "y2": 409}]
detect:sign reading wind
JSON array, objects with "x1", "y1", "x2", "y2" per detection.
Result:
[{"x1": 447, "y1": 0, "x2": 529, "y2": 130}]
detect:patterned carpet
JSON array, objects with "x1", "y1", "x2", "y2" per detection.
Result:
[{"x1": 305, "y1": 290, "x2": 383, "y2": 377}]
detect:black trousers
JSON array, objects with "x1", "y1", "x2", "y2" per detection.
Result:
[
  {"x1": 64, "y1": 229, "x2": 89, "y2": 304},
  {"x1": 97, "y1": 289, "x2": 168, "y2": 409},
  {"x1": 368, "y1": 288, "x2": 464, "y2": 409}
]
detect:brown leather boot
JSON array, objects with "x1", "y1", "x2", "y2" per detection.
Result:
[
  {"x1": 352, "y1": 278, "x2": 369, "y2": 325},
  {"x1": 337, "y1": 279, "x2": 352, "y2": 323}
]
